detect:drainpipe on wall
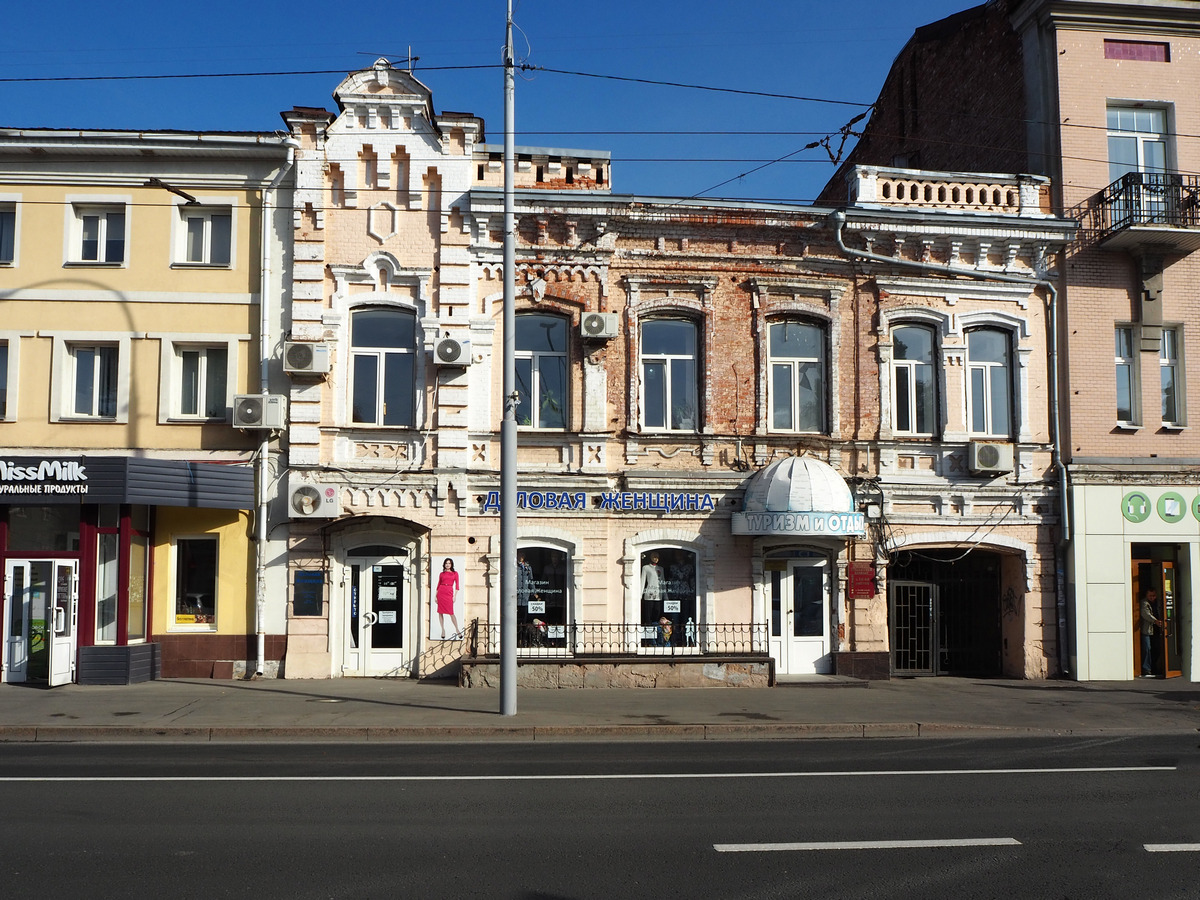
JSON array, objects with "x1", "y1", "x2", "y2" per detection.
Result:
[
  {"x1": 255, "y1": 138, "x2": 299, "y2": 678},
  {"x1": 829, "y1": 210, "x2": 1072, "y2": 676}
]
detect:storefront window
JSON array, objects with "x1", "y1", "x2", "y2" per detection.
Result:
[
  {"x1": 5, "y1": 506, "x2": 81, "y2": 552},
  {"x1": 516, "y1": 546, "x2": 569, "y2": 648},
  {"x1": 639, "y1": 547, "x2": 698, "y2": 648},
  {"x1": 174, "y1": 537, "x2": 217, "y2": 628},
  {"x1": 128, "y1": 533, "x2": 147, "y2": 641},
  {"x1": 96, "y1": 533, "x2": 118, "y2": 643}
]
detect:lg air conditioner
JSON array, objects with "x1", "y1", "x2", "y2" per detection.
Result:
[
  {"x1": 288, "y1": 481, "x2": 341, "y2": 518},
  {"x1": 232, "y1": 394, "x2": 287, "y2": 430},
  {"x1": 434, "y1": 337, "x2": 471, "y2": 366},
  {"x1": 283, "y1": 341, "x2": 331, "y2": 375},
  {"x1": 580, "y1": 312, "x2": 619, "y2": 340},
  {"x1": 969, "y1": 440, "x2": 1014, "y2": 475}
]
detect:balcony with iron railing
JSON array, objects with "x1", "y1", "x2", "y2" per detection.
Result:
[{"x1": 1072, "y1": 171, "x2": 1200, "y2": 253}]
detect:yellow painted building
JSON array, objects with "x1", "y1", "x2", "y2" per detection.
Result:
[{"x1": 0, "y1": 129, "x2": 294, "y2": 683}]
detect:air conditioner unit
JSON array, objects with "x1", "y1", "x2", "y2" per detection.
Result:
[
  {"x1": 580, "y1": 312, "x2": 619, "y2": 340},
  {"x1": 434, "y1": 337, "x2": 471, "y2": 366},
  {"x1": 969, "y1": 440, "x2": 1014, "y2": 475},
  {"x1": 232, "y1": 394, "x2": 287, "y2": 430},
  {"x1": 288, "y1": 481, "x2": 341, "y2": 518},
  {"x1": 283, "y1": 341, "x2": 330, "y2": 374}
]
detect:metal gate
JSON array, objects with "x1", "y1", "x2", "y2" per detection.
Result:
[{"x1": 890, "y1": 580, "x2": 936, "y2": 675}]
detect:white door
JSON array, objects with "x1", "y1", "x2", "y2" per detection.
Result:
[
  {"x1": 47, "y1": 562, "x2": 79, "y2": 687},
  {"x1": 3, "y1": 560, "x2": 77, "y2": 686},
  {"x1": 768, "y1": 558, "x2": 831, "y2": 675},
  {"x1": 343, "y1": 553, "x2": 411, "y2": 677}
]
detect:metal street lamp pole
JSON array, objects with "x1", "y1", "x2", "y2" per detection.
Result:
[{"x1": 500, "y1": 0, "x2": 518, "y2": 715}]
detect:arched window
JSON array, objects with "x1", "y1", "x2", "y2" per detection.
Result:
[
  {"x1": 350, "y1": 308, "x2": 416, "y2": 427},
  {"x1": 891, "y1": 324, "x2": 937, "y2": 437},
  {"x1": 638, "y1": 547, "x2": 699, "y2": 648},
  {"x1": 517, "y1": 546, "x2": 570, "y2": 649},
  {"x1": 640, "y1": 318, "x2": 698, "y2": 431},
  {"x1": 769, "y1": 319, "x2": 827, "y2": 433},
  {"x1": 515, "y1": 313, "x2": 568, "y2": 429},
  {"x1": 966, "y1": 328, "x2": 1012, "y2": 438}
]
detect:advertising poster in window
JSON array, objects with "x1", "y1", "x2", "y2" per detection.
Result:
[
  {"x1": 640, "y1": 548, "x2": 698, "y2": 647},
  {"x1": 430, "y1": 555, "x2": 465, "y2": 640},
  {"x1": 517, "y1": 547, "x2": 569, "y2": 647}
]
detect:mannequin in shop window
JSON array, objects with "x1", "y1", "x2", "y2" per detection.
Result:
[{"x1": 641, "y1": 552, "x2": 665, "y2": 609}]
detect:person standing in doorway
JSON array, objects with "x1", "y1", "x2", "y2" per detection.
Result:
[
  {"x1": 1140, "y1": 588, "x2": 1163, "y2": 677},
  {"x1": 436, "y1": 558, "x2": 461, "y2": 640}
]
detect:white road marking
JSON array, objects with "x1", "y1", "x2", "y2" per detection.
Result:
[
  {"x1": 715, "y1": 838, "x2": 1021, "y2": 852},
  {"x1": 1145, "y1": 844, "x2": 1200, "y2": 853},
  {"x1": 0, "y1": 765, "x2": 1173, "y2": 783}
]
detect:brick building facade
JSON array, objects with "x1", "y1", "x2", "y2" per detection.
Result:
[
  {"x1": 273, "y1": 60, "x2": 1071, "y2": 684},
  {"x1": 821, "y1": 0, "x2": 1200, "y2": 681}
]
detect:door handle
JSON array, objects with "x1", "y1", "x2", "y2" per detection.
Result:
[
  {"x1": 53, "y1": 607, "x2": 66, "y2": 634},
  {"x1": 363, "y1": 611, "x2": 378, "y2": 627}
]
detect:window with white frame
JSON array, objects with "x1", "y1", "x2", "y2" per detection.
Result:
[
  {"x1": 515, "y1": 313, "x2": 568, "y2": 428},
  {"x1": 350, "y1": 308, "x2": 416, "y2": 427},
  {"x1": 0, "y1": 204, "x2": 14, "y2": 264},
  {"x1": 1108, "y1": 106, "x2": 1168, "y2": 182},
  {"x1": 769, "y1": 319, "x2": 826, "y2": 433},
  {"x1": 1108, "y1": 106, "x2": 1170, "y2": 225},
  {"x1": 1161, "y1": 326, "x2": 1184, "y2": 425},
  {"x1": 174, "y1": 536, "x2": 217, "y2": 629},
  {"x1": 178, "y1": 207, "x2": 232, "y2": 266},
  {"x1": 1116, "y1": 325, "x2": 1138, "y2": 425},
  {"x1": 891, "y1": 324, "x2": 937, "y2": 437},
  {"x1": 966, "y1": 328, "x2": 1012, "y2": 438},
  {"x1": 73, "y1": 206, "x2": 126, "y2": 263},
  {"x1": 177, "y1": 345, "x2": 229, "y2": 419},
  {"x1": 640, "y1": 318, "x2": 698, "y2": 431},
  {"x1": 70, "y1": 344, "x2": 119, "y2": 418}
]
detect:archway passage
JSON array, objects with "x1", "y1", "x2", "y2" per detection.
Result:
[{"x1": 888, "y1": 549, "x2": 1003, "y2": 676}]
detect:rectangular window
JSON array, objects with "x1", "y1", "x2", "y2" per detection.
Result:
[
  {"x1": 0, "y1": 340, "x2": 7, "y2": 419},
  {"x1": 1116, "y1": 325, "x2": 1138, "y2": 424},
  {"x1": 71, "y1": 344, "x2": 119, "y2": 418},
  {"x1": 966, "y1": 329, "x2": 1012, "y2": 438},
  {"x1": 181, "y1": 208, "x2": 232, "y2": 266},
  {"x1": 96, "y1": 533, "x2": 119, "y2": 644},
  {"x1": 768, "y1": 321, "x2": 827, "y2": 433},
  {"x1": 178, "y1": 345, "x2": 228, "y2": 419},
  {"x1": 891, "y1": 325, "x2": 937, "y2": 437},
  {"x1": 640, "y1": 319, "x2": 699, "y2": 432},
  {"x1": 1161, "y1": 326, "x2": 1183, "y2": 425},
  {"x1": 175, "y1": 537, "x2": 217, "y2": 629},
  {"x1": 0, "y1": 205, "x2": 14, "y2": 264},
  {"x1": 128, "y1": 531, "x2": 148, "y2": 642},
  {"x1": 1104, "y1": 40, "x2": 1169, "y2": 63},
  {"x1": 75, "y1": 207, "x2": 125, "y2": 263}
]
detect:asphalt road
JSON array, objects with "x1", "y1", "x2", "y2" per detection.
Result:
[{"x1": 1, "y1": 736, "x2": 1197, "y2": 899}]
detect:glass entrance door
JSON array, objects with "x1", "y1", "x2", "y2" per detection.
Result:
[
  {"x1": 4, "y1": 560, "x2": 78, "y2": 686},
  {"x1": 1134, "y1": 554, "x2": 1182, "y2": 679},
  {"x1": 768, "y1": 558, "x2": 830, "y2": 675},
  {"x1": 343, "y1": 552, "x2": 410, "y2": 677}
]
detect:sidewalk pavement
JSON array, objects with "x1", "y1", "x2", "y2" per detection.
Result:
[{"x1": 0, "y1": 675, "x2": 1197, "y2": 742}]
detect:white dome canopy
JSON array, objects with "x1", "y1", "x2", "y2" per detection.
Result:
[{"x1": 742, "y1": 456, "x2": 853, "y2": 514}]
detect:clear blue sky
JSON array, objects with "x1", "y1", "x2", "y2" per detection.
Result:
[{"x1": 1, "y1": 0, "x2": 972, "y2": 204}]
